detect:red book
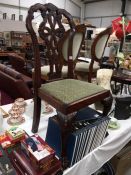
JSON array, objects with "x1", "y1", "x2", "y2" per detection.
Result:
[{"x1": 0, "y1": 133, "x2": 14, "y2": 149}]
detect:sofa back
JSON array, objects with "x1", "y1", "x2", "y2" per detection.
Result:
[{"x1": 0, "y1": 64, "x2": 32, "y2": 100}]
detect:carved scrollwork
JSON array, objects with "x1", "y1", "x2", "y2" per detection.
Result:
[{"x1": 26, "y1": 3, "x2": 75, "y2": 79}]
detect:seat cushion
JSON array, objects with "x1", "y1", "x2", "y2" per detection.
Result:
[
  {"x1": 0, "y1": 64, "x2": 21, "y2": 79},
  {"x1": 41, "y1": 65, "x2": 68, "y2": 78},
  {"x1": 39, "y1": 79, "x2": 105, "y2": 105},
  {"x1": 75, "y1": 61, "x2": 100, "y2": 72},
  {"x1": 32, "y1": 65, "x2": 68, "y2": 80}
]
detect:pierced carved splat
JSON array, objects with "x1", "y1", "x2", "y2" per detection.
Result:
[{"x1": 26, "y1": 3, "x2": 75, "y2": 83}]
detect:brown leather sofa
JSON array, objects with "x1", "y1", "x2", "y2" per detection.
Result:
[
  {"x1": 0, "y1": 64, "x2": 32, "y2": 100},
  {"x1": 8, "y1": 53, "x2": 25, "y2": 73}
]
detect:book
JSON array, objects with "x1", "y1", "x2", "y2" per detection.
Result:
[
  {"x1": 0, "y1": 133, "x2": 14, "y2": 149},
  {"x1": 6, "y1": 126, "x2": 25, "y2": 141},
  {"x1": 21, "y1": 134, "x2": 55, "y2": 167},
  {"x1": 10, "y1": 149, "x2": 62, "y2": 175}
]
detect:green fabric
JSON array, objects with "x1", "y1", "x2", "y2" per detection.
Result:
[{"x1": 39, "y1": 79, "x2": 105, "y2": 104}]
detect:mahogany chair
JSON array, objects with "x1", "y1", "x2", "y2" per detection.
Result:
[
  {"x1": 75, "y1": 27, "x2": 112, "y2": 82},
  {"x1": 26, "y1": 3, "x2": 111, "y2": 166}
]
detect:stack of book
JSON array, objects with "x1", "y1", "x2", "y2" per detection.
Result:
[
  {"x1": 6, "y1": 126, "x2": 25, "y2": 142},
  {"x1": 0, "y1": 133, "x2": 14, "y2": 149},
  {"x1": 0, "y1": 126, "x2": 25, "y2": 150},
  {"x1": 11, "y1": 149, "x2": 62, "y2": 175},
  {"x1": 18, "y1": 134, "x2": 62, "y2": 174}
]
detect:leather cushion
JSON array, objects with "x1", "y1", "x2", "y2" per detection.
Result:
[
  {"x1": 39, "y1": 79, "x2": 105, "y2": 104},
  {"x1": 0, "y1": 64, "x2": 6, "y2": 72},
  {"x1": 4, "y1": 67, "x2": 21, "y2": 79},
  {"x1": 0, "y1": 63, "x2": 21, "y2": 79}
]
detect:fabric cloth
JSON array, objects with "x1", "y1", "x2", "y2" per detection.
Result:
[{"x1": 1, "y1": 100, "x2": 131, "y2": 175}]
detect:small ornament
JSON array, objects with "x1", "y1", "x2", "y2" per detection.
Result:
[{"x1": 7, "y1": 104, "x2": 25, "y2": 125}]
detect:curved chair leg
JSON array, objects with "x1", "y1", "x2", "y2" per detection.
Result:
[{"x1": 32, "y1": 96, "x2": 41, "y2": 133}]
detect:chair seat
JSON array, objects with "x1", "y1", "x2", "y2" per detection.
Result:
[
  {"x1": 39, "y1": 79, "x2": 110, "y2": 114},
  {"x1": 75, "y1": 61, "x2": 100, "y2": 72},
  {"x1": 41, "y1": 65, "x2": 68, "y2": 77},
  {"x1": 32, "y1": 65, "x2": 68, "y2": 80}
]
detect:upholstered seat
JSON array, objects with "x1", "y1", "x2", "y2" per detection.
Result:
[
  {"x1": 75, "y1": 61, "x2": 99, "y2": 73},
  {"x1": 32, "y1": 65, "x2": 68, "y2": 80},
  {"x1": 39, "y1": 79, "x2": 107, "y2": 112}
]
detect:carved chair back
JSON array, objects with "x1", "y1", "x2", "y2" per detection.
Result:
[
  {"x1": 58, "y1": 24, "x2": 86, "y2": 78},
  {"x1": 88, "y1": 27, "x2": 112, "y2": 82},
  {"x1": 26, "y1": 3, "x2": 76, "y2": 88}
]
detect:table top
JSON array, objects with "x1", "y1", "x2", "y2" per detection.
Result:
[
  {"x1": 1, "y1": 99, "x2": 131, "y2": 175},
  {"x1": 112, "y1": 69, "x2": 131, "y2": 84}
]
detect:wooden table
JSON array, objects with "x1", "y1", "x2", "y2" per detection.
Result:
[{"x1": 112, "y1": 69, "x2": 131, "y2": 94}]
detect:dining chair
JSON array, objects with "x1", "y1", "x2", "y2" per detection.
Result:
[
  {"x1": 75, "y1": 27, "x2": 112, "y2": 82},
  {"x1": 26, "y1": 3, "x2": 112, "y2": 166}
]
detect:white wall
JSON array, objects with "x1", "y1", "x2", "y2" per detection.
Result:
[
  {"x1": 46, "y1": 0, "x2": 81, "y2": 18},
  {"x1": 84, "y1": 0, "x2": 131, "y2": 27},
  {"x1": 0, "y1": 0, "x2": 45, "y2": 21},
  {"x1": 0, "y1": 0, "x2": 80, "y2": 22}
]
